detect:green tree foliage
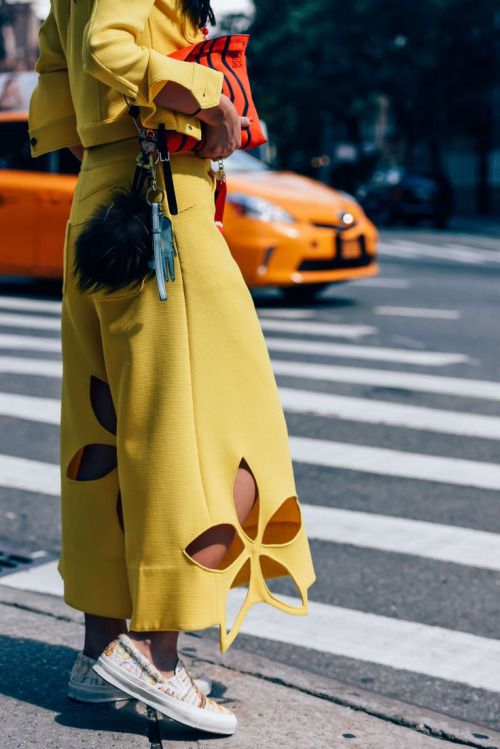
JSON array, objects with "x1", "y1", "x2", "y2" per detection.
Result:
[{"x1": 247, "y1": 0, "x2": 495, "y2": 178}]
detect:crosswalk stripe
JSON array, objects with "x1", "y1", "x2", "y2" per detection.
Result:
[
  {"x1": 226, "y1": 590, "x2": 500, "y2": 693},
  {"x1": 3, "y1": 504, "x2": 498, "y2": 583},
  {"x1": 3, "y1": 559, "x2": 500, "y2": 692},
  {"x1": 5, "y1": 441, "x2": 498, "y2": 571},
  {"x1": 1, "y1": 419, "x2": 499, "y2": 566},
  {"x1": 257, "y1": 309, "x2": 315, "y2": 319},
  {"x1": 301, "y1": 505, "x2": 500, "y2": 571},
  {"x1": 0, "y1": 333, "x2": 61, "y2": 353},
  {"x1": 0, "y1": 356, "x2": 62, "y2": 377},
  {"x1": 2, "y1": 434, "x2": 499, "y2": 496},
  {"x1": 375, "y1": 306, "x2": 460, "y2": 320},
  {"x1": 0, "y1": 392, "x2": 60, "y2": 424},
  {"x1": 0, "y1": 454, "x2": 59, "y2": 495},
  {"x1": 272, "y1": 360, "x2": 500, "y2": 401},
  {"x1": 289, "y1": 435, "x2": 500, "y2": 490},
  {"x1": 5, "y1": 385, "x2": 498, "y2": 441},
  {"x1": 0, "y1": 331, "x2": 468, "y2": 367},
  {"x1": 354, "y1": 278, "x2": 411, "y2": 288},
  {"x1": 279, "y1": 387, "x2": 500, "y2": 439},
  {"x1": 259, "y1": 318, "x2": 376, "y2": 339},
  {"x1": 0, "y1": 312, "x2": 61, "y2": 331},
  {"x1": 0, "y1": 297, "x2": 62, "y2": 314},
  {"x1": 266, "y1": 338, "x2": 469, "y2": 366},
  {"x1": 443, "y1": 242, "x2": 500, "y2": 261},
  {"x1": 381, "y1": 240, "x2": 500, "y2": 265}
]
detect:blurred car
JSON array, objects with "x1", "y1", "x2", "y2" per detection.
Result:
[
  {"x1": 220, "y1": 151, "x2": 378, "y2": 301},
  {"x1": 356, "y1": 166, "x2": 452, "y2": 229},
  {"x1": 0, "y1": 113, "x2": 378, "y2": 300}
]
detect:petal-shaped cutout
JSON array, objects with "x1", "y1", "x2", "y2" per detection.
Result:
[
  {"x1": 259, "y1": 554, "x2": 304, "y2": 610},
  {"x1": 262, "y1": 496, "x2": 302, "y2": 545},
  {"x1": 233, "y1": 458, "x2": 259, "y2": 541},
  {"x1": 66, "y1": 444, "x2": 117, "y2": 481},
  {"x1": 224, "y1": 558, "x2": 251, "y2": 637},
  {"x1": 90, "y1": 375, "x2": 117, "y2": 435},
  {"x1": 184, "y1": 524, "x2": 244, "y2": 571}
]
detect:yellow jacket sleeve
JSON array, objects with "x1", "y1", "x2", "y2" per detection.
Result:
[
  {"x1": 28, "y1": 9, "x2": 80, "y2": 157},
  {"x1": 83, "y1": 0, "x2": 224, "y2": 130}
]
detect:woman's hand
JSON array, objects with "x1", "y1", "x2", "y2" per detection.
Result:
[
  {"x1": 196, "y1": 94, "x2": 250, "y2": 159},
  {"x1": 154, "y1": 83, "x2": 250, "y2": 159}
]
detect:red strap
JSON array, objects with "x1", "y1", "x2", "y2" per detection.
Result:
[{"x1": 214, "y1": 177, "x2": 227, "y2": 230}]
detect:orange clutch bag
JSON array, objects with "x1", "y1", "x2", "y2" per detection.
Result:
[{"x1": 167, "y1": 34, "x2": 267, "y2": 152}]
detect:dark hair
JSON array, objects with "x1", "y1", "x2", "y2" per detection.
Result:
[{"x1": 181, "y1": 0, "x2": 215, "y2": 28}]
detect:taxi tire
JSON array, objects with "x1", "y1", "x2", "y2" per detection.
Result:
[{"x1": 281, "y1": 283, "x2": 331, "y2": 305}]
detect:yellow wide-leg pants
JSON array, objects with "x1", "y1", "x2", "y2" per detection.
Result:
[{"x1": 59, "y1": 137, "x2": 316, "y2": 652}]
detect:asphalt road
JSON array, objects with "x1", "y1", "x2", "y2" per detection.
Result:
[{"x1": 0, "y1": 226, "x2": 499, "y2": 731}]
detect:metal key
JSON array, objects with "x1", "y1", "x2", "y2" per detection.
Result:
[{"x1": 148, "y1": 202, "x2": 177, "y2": 302}]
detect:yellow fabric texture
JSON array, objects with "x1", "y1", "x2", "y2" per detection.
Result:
[
  {"x1": 60, "y1": 141, "x2": 316, "y2": 651},
  {"x1": 29, "y1": 0, "x2": 224, "y2": 156},
  {"x1": 31, "y1": 0, "x2": 316, "y2": 652}
]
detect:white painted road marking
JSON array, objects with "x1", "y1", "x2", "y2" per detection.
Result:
[
  {"x1": 5, "y1": 386, "x2": 499, "y2": 441},
  {"x1": 279, "y1": 387, "x2": 500, "y2": 439},
  {"x1": 226, "y1": 591, "x2": 500, "y2": 693},
  {"x1": 3, "y1": 558, "x2": 500, "y2": 692},
  {"x1": 271, "y1": 360, "x2": 500, "y2": 401},
  {"x1": 2, "y1": 435, "x2": 500, "y2": 495},
  {"x1": 257, "y1": 309, "x2": 315, "y2": 319},
  {"x1": 381, "y1": 239, "x2": 500, "y2": 266},
  {"x1": 0, "y1": 331, "x2": 468, "y2": 366},
  {"x1": 301, "y1": 505, "x2": 500, "y2": 571},
  {"x1": 266, "y1": 338, "x2": 469, "y2": 366},
  {"x1": 0, "y1": 454, "x2": 59, "y2": 495},
  {"x1": 0, "y1": 356, "x2": 62, "y2": 377},
  {"x1": 0, "y1": 333, "x2": 61, "y2": 353},
  {"x1": 375, "y1": 306, "x2": 460, "y2": 320},
  {"x1": 353, "y1": 278, "x2": 411, "y2": 288},
  {"x1": 0, "y1": 392, "x2": 60, "y2": 424},
  {"x1": 289, "y1": 436, "x2": 500, "y2": 490},
  {"x1": 0, "y1": 297, "x2": 62, "y2": 314},
  {"x1": 0, "y1": 312, "x2": 61, "y2": 331},
  {"x1": 259, "y1": 318, "x2": 376, "y2": 339}
]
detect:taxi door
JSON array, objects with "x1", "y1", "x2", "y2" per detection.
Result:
[
  {"x1": 33, "y1": 168, "x2": 75, "y2": 278},
  {"x1": 0, "y1": 169, "x2": 36, "y2": 274}
]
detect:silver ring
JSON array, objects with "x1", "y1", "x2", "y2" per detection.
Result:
[{"x1": 146, "y1": 187, "x2": 165, "y2": 205}]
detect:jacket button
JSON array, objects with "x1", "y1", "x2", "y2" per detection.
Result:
[{"x1": 30, "y1": 137, "x2": 37, "y2": 146}]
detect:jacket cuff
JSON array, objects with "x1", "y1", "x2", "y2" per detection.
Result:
[
  {"x1": 28, "y1": 71, "x2": 80, "y2": 156},
  {"x1": 139, "y1": 50, "x2": 223, "y2": 132},
  {"x1": 29, "y1": 116, "x2": 80, "y2": 157}
]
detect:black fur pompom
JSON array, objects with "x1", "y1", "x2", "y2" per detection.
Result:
[{"x1": 74, "y1": 191, "x2": 154, "y2": 294}]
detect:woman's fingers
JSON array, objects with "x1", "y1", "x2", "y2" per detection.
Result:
[{"x1": 197, "y1": 114, "x2": 252, "y2": 159}]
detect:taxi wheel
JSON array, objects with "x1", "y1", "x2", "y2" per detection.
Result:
[{"x1": 281, "y1": 283, "x2": 330, "y2": 305}]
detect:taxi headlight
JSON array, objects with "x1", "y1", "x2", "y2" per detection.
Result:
[{"x1": 227, "y1": 193, "x2": 295, "y2": 223}]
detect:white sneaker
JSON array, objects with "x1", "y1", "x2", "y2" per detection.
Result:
[
  {"x1": 93, "y1": 634, "x2": 236, "y2": 735},
  {"x1": 68, "y1": 650, "x2": 213, "y2": 703}
]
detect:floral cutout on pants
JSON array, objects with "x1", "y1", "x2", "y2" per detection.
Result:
[{"x1": 183, "y1": 457, "x2": 306, "y2": 652}]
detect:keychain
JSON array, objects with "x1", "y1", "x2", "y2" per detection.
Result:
[{"x1": 144, "y1": 158, "x2": 177, "y2": 302}]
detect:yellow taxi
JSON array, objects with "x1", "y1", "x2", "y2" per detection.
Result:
[{"x1": 0, "y1": 112, "x2": 378, "y2": 301}]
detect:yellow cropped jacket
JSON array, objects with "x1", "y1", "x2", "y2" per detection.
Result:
[{"x1": 29, "y1": 0, "x2": 224, "y2": 157}]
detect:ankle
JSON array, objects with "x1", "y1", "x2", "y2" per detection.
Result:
[
  {"x1": 83, "y1": 614, "x2": 128, "y2": 659},
  {"x1": 128, "y1": 631, "x2": 179, "y2": 677}
]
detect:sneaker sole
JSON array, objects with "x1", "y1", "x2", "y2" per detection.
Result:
[
  {"x1": 67, "y1": 678, "x2": 132, "y2": 703},
  {"x1": 93, "y1": 656, "x2": 236, "y2": 735}
]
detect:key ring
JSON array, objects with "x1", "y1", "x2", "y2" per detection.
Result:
[{"x1": 146, "y1": 186, "x2": 165, "y2": 206}]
